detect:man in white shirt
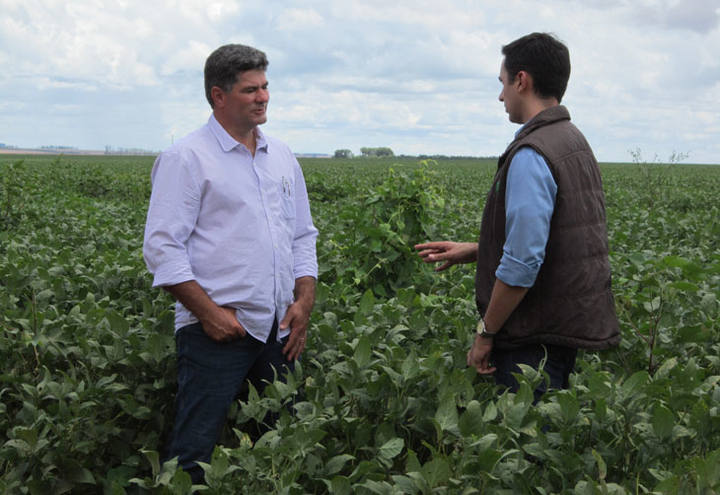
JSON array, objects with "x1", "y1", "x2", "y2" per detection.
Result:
[{"x1": 143, "y1": 44, "x2": 318, "y2": 483}]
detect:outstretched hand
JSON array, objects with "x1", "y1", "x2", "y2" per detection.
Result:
[{"x1": 414, "y1": 241, "x2": 478, "y2": 271}]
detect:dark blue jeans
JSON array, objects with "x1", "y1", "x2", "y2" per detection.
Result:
[
  {"x1": 165, "y1": 320, "x2": 293, "y2": 483},
  {"x1": 491, "y1": 343, "x2": 577, "y2": 403}
]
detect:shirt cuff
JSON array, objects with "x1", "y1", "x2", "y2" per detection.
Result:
[
  {"x1": 151, "y1": 266, "x2": 196, "y2": 288},
  {"x1": 495, "y1": 252, "x2": 541, "y2": 288},
  {"x1": 293, "y1": 266, "x2": 318, "y2": 281}
]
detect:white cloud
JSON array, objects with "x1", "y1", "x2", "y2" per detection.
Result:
[
  {"x1": 206, "y1": 1, "x2": 241, "y2": 22},
  {"x1": 1, "y1": 0, "x2": 161, "y2": 87},
  {"x1": 628, "y1": 0, "x2": 720, "y2": 33},
  {"x1": 161, "y1": 40, "x2": 214, "y2": 76},
  {"x1": 275, "y1": 8, "x2": 324, "y2": 31},
  {"x1": 33, "y1": 77, "x2": 99, "y2": 91},
  {"x1": 0, "y1": 0, "x2": 718, "y2": 162}
]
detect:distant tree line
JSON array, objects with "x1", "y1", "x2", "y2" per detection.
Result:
[
  {"x1": 333, "y1": 149, "x2": 353, "y2": 158},
  {"x1": 360, "y1": 147, "x2": 394, "y2": 157},
  {"x1": 416, "y1": 154, "x2": 498, "y2": 160},
  {"x1": 333, "y1": 148, "x2": 497, "y2": 161},
  {"x1": 333, "y1": 147, "x2": 396, "y2": 158}
]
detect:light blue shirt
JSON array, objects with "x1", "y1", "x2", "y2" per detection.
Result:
[
  {"x1": 495, "y1": 144, "x2": 557, "y2": 288},
  {"x1": 143, "y1": 115, "x2": 318, "y2": 341}
]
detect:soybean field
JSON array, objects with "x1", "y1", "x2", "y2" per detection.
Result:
[{"x1": 1, "y1": 154, "x2": 719, "y2": 494}]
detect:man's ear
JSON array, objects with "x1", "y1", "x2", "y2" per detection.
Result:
[
  {"x1": 210, "y1": 86, "x2": 225, "y2": 108},
  {"x1": 515, "y1": 70, "x2": 532, "y2": 93}
]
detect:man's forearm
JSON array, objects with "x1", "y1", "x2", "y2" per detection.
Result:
[
  {"x1": 483, "y1": 278, "x2": 529, "y2": 334},
  {"x1": 293, "y1": 276, "x2": 316, "y2": 313},
  {"x1": 164, "y1": 280, "x2": 246, "y2": 340},
  {"x1": 163, "y1": 280, "x2": 220, "y2": 322}
]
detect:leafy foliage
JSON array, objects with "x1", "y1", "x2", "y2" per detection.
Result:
[
  {"x1": 1, "y1": 154, "x2": 719, "y2": 493},
  {"x1": 319, "y1": 162, "x2": 445, "y2": 297}
]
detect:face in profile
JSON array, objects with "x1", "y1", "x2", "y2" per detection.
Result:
[{"x1": 213, "y1": 69, "x2": 270, "y2": 132}]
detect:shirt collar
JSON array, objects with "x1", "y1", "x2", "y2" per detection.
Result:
[
  {"x1": 514, "y1": 105, "x2": 570, "y2": 140},
  {"x1": 255, "y1": 127, "x2": 268, "y2": 153},
  {"x1": 208, "y1": 114, "x2": 269, "y2": 154},
  {"x1": 515, "y1": 121, "x2": 531, "y2": 139}
]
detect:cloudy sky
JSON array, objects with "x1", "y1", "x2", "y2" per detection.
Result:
[{"x1": 1, "y1": 0, "x2": 718, "y2": 163}]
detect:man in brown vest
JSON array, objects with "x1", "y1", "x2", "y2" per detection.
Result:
[{"x1": 416, "y1": 32, "x2": 620, "y2": 400}]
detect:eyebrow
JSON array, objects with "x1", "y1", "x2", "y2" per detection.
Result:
[{"x1": 241, "y1": 82, "x2": 268, "y2": 91}]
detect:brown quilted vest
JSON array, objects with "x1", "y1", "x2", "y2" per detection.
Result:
[{"x1": 475, "y1": 105, "x2": 620, "y2": 350}]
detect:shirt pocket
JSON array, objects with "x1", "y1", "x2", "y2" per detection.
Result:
[{"x1": 279, "y1": 175, "x2": 295, "y2": 219}]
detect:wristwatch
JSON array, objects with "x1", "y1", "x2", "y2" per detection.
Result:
[{"x1": 476, "y1": 319, "x2": 497, "y2": 339}]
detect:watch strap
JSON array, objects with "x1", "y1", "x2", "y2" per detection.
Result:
[{"x1": 476, "y1": 319, "x2": 497, "y2": 338}]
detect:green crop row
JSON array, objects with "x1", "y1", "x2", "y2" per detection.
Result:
[{"x1": 1, "y1": 154, "x2": 719, "y2": 494}]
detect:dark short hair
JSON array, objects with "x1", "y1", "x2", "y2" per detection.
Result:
[
  {"x1": 502, "y1": 33, "x2": 570, "y2": 103},
  {"x1": 204, "y1": 44, "x2": 269, "y2": 107}
]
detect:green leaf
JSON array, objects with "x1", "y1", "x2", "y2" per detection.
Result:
[
  {"x1": 349, "y1": 460, "x2": 379, "y2": 482},
  {"x1": 557, "y1": 391, "x2": 580, "y2": 424},
  {"x1": 70, "y1": 467, "x2": 96, "y2": 485},
  {"x1": 620, "y1": 371, "x2": 650, "y2": 397},
  {"x1": 661, "y1": 255, "x2": 691, "y2": 268},
  {"x1": 140, "y1": 448, "x2": 161, "y2": 477},
  {"x1": 483, "y1": 401, "x2": 498, "y2": 422},
  {"x1": 3, "y1": 439, "x2": 31, "y2": 456},
  {"x1": 210, "y1": 447, "x2": 229, "y2": 477},
  {"x1": 405, "y1": 449, "x2": 422, "y2": 472},
  {"x1": 654, "y1": 357, "x2": 678, "y2": 379},
  {"x1": 106, "y1": 310, "x2": 129, "y2": 335},
  {"x1": 422, "y1": 457, "x2": 450, "y2": 488},
  {"x1": 651, "y1": 404, "x2": 675, "y2": 439},
  {"x1": 358, "y1": 289, "x2": 376, "y2": 315},
  {"x1": 357, "y1": 479, "x2": 392, "y2": 494},
  {"x1": 643, "y1": 296, "x2": 661, "y2": 313},
  {"x1": 458, "y1": 400, "x2": 484, "y2": 436},
  {"x1": 325, "y1": 454, "x2": 355, "y2": 476},
  {"x1": 591, "y1": 449, "x2": 607, "y2": 480},
  {"x1": 391, "y1": 475, "x2": 420, "y2": 494},
  {"x1": 669, "y1": 281, "x2": 699, "y2": 292},
  {"x1": 378, "y1": 437, "x2": 404, "y2": 462},
  {"x1": 95, "y1": 373, "x2": 118, "y2": 388},
  {"x1": 353, "y1": 335, "x2": 372, "y2": 367},
  {"x1": 329, "y1": 476, "x2": 352, "y2": 494},
  {"x1": 401, "y1": 350, "x2": 420, "y2": 380},
  {"x1": 435, "y1": 397, "x2": 459, "y2": 433}
]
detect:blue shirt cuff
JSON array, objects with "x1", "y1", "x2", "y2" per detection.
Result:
[{"x1": 495, "y1": 252, "x2": 541, "y2": 288}]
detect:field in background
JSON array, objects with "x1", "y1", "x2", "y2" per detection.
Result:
[{"x1": 1, "y1": 154, "x2": 719, "y2": 493}]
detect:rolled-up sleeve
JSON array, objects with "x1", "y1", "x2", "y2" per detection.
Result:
[
  {"x1": 291, "y1": 161, "x2": 319, "y2": 280},
  {"x1": 143, "y1": 151, "x2": 200, "y2": 287},
  {"x1": 495, "y1": 147, "x2": 557, "y2": 288}
]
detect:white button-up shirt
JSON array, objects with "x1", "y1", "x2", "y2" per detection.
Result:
[{"x1": 143, "y1": 115, "x2": 318, "y2": 342}]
